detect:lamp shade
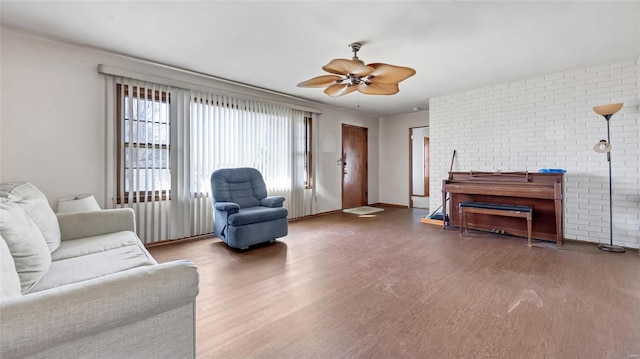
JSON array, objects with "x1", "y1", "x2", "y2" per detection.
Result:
[
  {"x1": 57, "y1": 194, "x2": 101, "y2": 213},
  {"x1": 593, "y1": 103, "x2": 623, "y2": 116},
  {"x1": 593, "y1": 140, "x2": 612, "y2": 153}
]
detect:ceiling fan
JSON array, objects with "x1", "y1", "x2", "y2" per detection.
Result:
[{"x1": 297, "y1": 42, "x2": 416, "y2": 97}]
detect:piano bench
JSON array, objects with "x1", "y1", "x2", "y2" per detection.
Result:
[{"x1": 458, "y1": 202, "x2": 533, "y2": 246}]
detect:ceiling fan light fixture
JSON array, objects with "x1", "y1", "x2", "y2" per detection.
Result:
[
  {"x1": 298, "y1": 42, "x2": 416, "y2": 97},
  {"x1": 324, "y1": 83, "x2": 358, "y2": 97}
]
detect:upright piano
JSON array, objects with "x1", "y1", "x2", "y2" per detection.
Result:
[{"x1": 442, "y1": 171, "x2": 564, "y2": 245}]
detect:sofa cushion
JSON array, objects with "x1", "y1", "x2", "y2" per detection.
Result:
[
  {"x1": 51, "y1": 230, "x2": 139, "y2": 261},
  {"x1": 228, "y1": 206, "x2": 288, "y2": 226},
  {"x1": 29, "y1": 231, "x2": 157, "y2": 293},
  {"x1": 0, "y1": 234, "x2": 22, "y2": 298},
  {"x1": 0, "y1": 182, "x2": 61, "y2": 252},
  {"x1": 0, "y1": 199, "x2": 52, "y2": 293}
]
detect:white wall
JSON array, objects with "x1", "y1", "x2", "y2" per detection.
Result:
[
  {"x1": 430, "y1": 57, "x2": 640, "y2": 249},
  {"x1": 1, "y1": 31, "x2": 106, "y2": 206},
  {"x1": 0, "y1": 30, "x2": 379, "y2": 213},
  {"x1": 379, "y1": 111, "x2": 429, "y2": 206}
]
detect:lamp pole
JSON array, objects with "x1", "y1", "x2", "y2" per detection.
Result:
[
  {"x1": 593, "y1": 103, "x2": 625, "y2": 253},
  {"x1": 605, "y1": 115, "x2": 613, "y2": 249}
]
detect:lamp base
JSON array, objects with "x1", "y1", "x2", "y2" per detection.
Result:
[{"x1": 598, "y1": 243, "x2": 626, "y2": 253}]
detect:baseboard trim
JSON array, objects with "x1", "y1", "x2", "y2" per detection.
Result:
[
  {"x1": 145, "y1": 233, "x2": 215, "y2": 248},
  {"x1": 371, "y1": 202, "x2": 409, "y2": 208},
  {"x1": 290, "y1": 209, "x2": 342, "y2": 221}
]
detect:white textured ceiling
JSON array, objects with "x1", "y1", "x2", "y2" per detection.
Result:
[{"x1": 1, "y1": 1, "x2": 639, "y2": 117}]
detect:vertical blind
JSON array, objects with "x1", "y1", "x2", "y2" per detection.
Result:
[
  {"x1": 109, "y1": 77, "x2": 313, "y2": 243},
  {"x1": 189, "y1": 92, "x2": 312, "y2": 231},
  {"x1": 116, "y1": 79, "x2": 172, "y2": 244}
]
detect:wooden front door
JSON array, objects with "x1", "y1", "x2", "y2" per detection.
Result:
[{"x1": 342, "y1": 124, "x2": 368, "y2": 209}]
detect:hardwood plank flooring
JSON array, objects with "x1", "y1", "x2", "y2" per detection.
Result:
[{"x1": 148, "y1": 207, "x2": 640, "y2": 359}]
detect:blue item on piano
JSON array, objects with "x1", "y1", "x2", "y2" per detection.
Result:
[{"x1": 538, "y1": 168, "x2": 566, "y2": 173}]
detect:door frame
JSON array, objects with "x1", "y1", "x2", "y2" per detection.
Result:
[
  {"x1": 409, "y1": 126, "x2": 429, "y2": 208},
  {"x1": 424, "y1": 137, "x2": 430, "y2": 197},
  {"x1": 341, "y1": 124, "x2": 368, "y2": 209}
]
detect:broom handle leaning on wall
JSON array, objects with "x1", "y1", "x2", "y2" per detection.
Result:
[
  {"x1": 448, "y1": 150, "x2": 456, "y2": 180},
  {"x1": 428, "y1": 150, "x2": 456, "y2": 219}
]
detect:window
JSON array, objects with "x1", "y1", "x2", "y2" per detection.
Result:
[
  {"x1": 116, "y1": 84, "x2": 170, "y2": 204},
  {"x1": 189, "y1": 96, "x2": 313, "y2": 192}
]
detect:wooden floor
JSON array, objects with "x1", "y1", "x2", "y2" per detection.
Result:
[{"x1": 149, "y1": 207, "x2": 640, "y2": 359}]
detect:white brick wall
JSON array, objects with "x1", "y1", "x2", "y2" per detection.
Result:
[{"x1": 430, "y1": 57, "x2": 640, "y2": 249}]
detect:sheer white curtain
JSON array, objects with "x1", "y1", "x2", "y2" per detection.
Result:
[{"x1": 107, "y1": 77, "x2": 313, "y2": 243}]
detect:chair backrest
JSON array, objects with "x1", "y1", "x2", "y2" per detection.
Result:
[{"x1": 210, "y1": 168, "x2": 268, "y2": 208}]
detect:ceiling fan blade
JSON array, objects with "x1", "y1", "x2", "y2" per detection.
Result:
[
  {"x1": 366, "y1": 63, "x2": 416, "y2": 84},
  {"x1": 297, "y1": 75, "x2": 344, "y2": 88},
  {"x1": 322, "y1": 59, "x2": 374, "y2": 76},
  {"x1": 358, "y1": 82, "x2": 399, "y2": 95},
  {"x1": 324, "y1": 83, "x2": 358, "y2": 97}
]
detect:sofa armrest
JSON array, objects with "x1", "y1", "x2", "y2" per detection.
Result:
[
  {"x1": 0, "y1": 260, "x2": 199, "y2": 359},
  {"x1": 57, "y1": 208, "x2": 135, "y2": 240},
  {"x1": 260, "y1": 196, "x2": 285, "y2": 208},
  {"x1": 214, "y1": 202, "x2": 240, "y2": 214}
]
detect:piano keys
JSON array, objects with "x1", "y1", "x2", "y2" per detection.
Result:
[{"x1": 442, "y1": 171, "x2": 564, "y2": 245}]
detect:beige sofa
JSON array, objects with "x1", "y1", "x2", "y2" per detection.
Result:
[{"x1": 0, "y1": 182, "x2": 199, "y2": 359}]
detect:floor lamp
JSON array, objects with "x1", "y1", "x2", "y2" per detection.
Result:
[{"x1": 592, "y1": 102, "x2": 625, "y2": 253}]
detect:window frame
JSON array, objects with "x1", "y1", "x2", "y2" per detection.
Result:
[{"x1": 116, "y1": 84, "x2": 171, "y2": 204}]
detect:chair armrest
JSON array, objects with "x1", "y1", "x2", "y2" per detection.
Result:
[
  {"x1": 0, "y1": 260, "x2": 199, "y2": 359},
  {"x1": 56, "y1": 208, "x2": 136, "y2": 241},
  {"x1": 214, "y1": 202, "x2": 240, "y2": 214},
  {"x1": 260, "y1": 196, "x2": 285, "y2": 208}
]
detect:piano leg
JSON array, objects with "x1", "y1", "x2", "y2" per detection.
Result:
[
  {"x1": 442, "y1": 181, "x2": 448, "y2": 230},
  {"x1": 554, "y1": 182, "x2": 563, "y2": 246},
  {"x1": 527, "y1": 213, "x2": 532, "y2": 246},
  {"x1": 459, "y1": 205, "x2": 464, "y2": 236}
]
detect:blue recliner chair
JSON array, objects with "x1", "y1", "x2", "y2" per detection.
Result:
[{"x1": 210, "y1": 167, "x2": 288, "y2": 249}]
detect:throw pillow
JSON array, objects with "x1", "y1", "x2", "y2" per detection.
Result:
[
  {"x1": 0, "y1": 182, "x2": 61, "y2": 252},
  {"x1": 0, "y1": 234, "x2": 22, "y2": 299},
  {"x1": 0, "y1": 199, "x2": 52, "y2": 293}
]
